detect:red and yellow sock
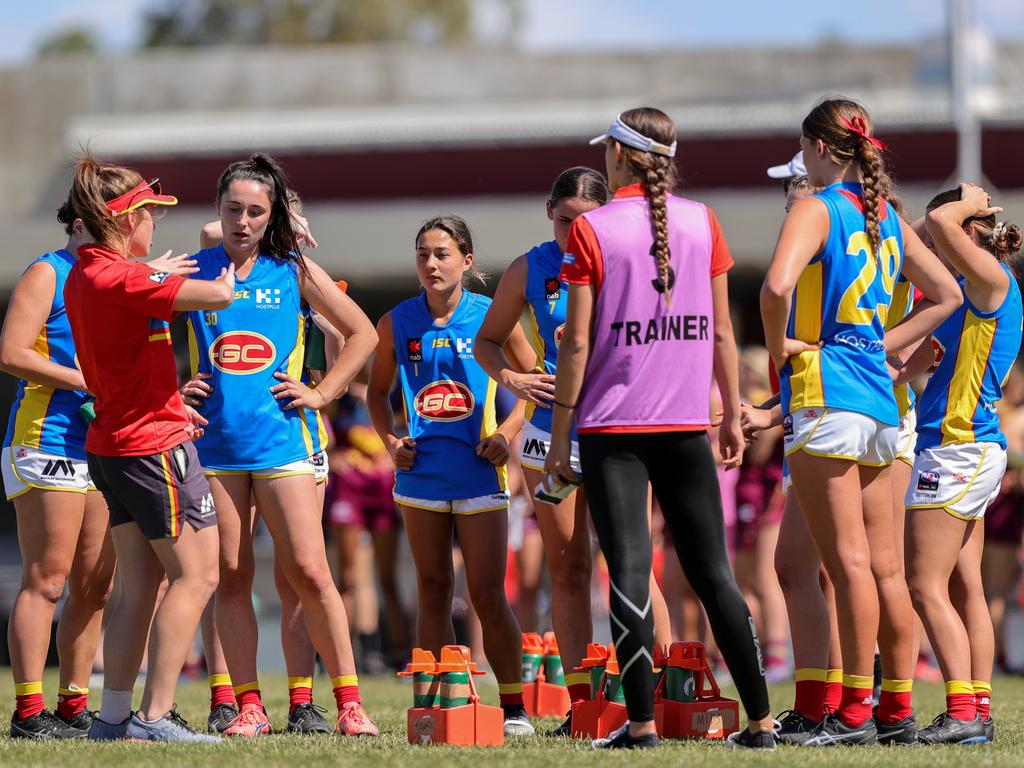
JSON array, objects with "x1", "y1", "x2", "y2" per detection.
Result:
[
  {"x1": 209, "y1": 674, "x2": 235, "y2": 709},
  {"x1": 14, "y1": 681, "x2": 44, "y2": 721},
  {"x1": 974, "y1": 680, "x2": 991, "y2": 720},
  {"x1": 233, "y1": 680, "x2": 263, "y2": 711},
  {"x1": 288, "y1": 676, "x2": 314, "y2": 711},
  {"x1": 793, "y1": 668, "x2": 826, "y2": 722},
  {"x1": 498, "y1": 682, "x2": 524, "y2": 708},
  {"x1": 875, "y1": 678, "x2": 913, "y2": 724},
  {"x1": 565, "y1": 672, "x2": 591, "y2": 704},
  {"x1": 332, "y1": 675, "x2": 360, "y2": 709},
  {"x1": 823, "y1": 668, "x2": 843, "y2": 714},
  {"x1": 945, "y1": 680, "x2": 976, "y2": 721},
  {"x1": 837, "y1": 673, "x2": 873, "y2": 728},
  {"x1": 56, "y1": 685, "x2": 88, "y2": 720}
]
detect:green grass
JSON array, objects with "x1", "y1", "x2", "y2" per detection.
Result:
[{"x1": 0, "y1": 671, "x2": 1022, "y2": 766}]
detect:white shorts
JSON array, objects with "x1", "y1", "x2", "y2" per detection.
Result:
[
  {"x1": 784, "y1": 408, "x2": 898, "y2": 467},
  {"x1": 895, "y1": 410, "x2": 917, "y2": 465},
  {"x1": 205, "y1": 457, "x2": 316, "y2": 480},
  {"x1": 307, "y1": 450, "x2": 328, "y2": 484},
  {"x1": 519, "y1": 422, "x2": 582, "y2": 474},
  {"x1": 905, "y1": 442, "x2": 1007, "y2": 521},
  {"x1": 2, "y1": 445, "x2": 93, "y2": 500},
  {"x1": 394, "y1": 491, "x2": 509, "y2": 515}
]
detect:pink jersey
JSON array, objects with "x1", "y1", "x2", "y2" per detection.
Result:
[{"x1": 562, "y1": 192, "x2": 721, "y2": 432}]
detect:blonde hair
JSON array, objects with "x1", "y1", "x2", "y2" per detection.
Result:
[{"x1": 68, "y1": 153, "x2": 144, "y2": 251}]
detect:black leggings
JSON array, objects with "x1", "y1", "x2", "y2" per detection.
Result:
[{"x1": 579, "y1": 430, "x2": 770, "y2": 723}]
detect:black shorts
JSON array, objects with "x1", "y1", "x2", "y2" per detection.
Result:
[{"x1": 88, "y1": 440, "x2": 217, "y2": 540}]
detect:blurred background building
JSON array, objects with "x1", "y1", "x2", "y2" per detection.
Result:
[{"x1": 3, "y1": 0, "x2": 1024, "y2": 668}]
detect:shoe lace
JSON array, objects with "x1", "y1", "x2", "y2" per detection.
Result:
[
  {"x1": 339, "y1": 704, "x2": 369, "y2": 726},
  {"x1": 234, "y1": 707, "x2": 267, "y2": 727},
  {"x1": 167, "y1": 706, "x2": 193, "y2": 732},
  {"x1": 294, "y1": 703, "x2": 328, "y2": 720}
]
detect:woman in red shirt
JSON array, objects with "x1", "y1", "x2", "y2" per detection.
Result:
[{"x1": 63, "y1": 154, "x2": 236, "y2": 743}]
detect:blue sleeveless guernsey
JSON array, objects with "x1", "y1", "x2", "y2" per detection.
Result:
[
  {"x1": 185, "y1": 245, "x2": 317, "y2": 470},
  {"x1": 302, "y1": 312, "x2": 329, "y2": 455},
  {"x1": 916, "y1": 265, "x2": 1022, "y2": 451},
  {"x1": 888, "y1": 275, "x2": 917, "y2": 417},
  {"x1": 391, "y1": 290, "x2": 506, "y2": 500},
  {"x1": 4, "y1": 250, "x2": 89, "y2": 459},
  {"x1": 521, "y1": 240, "x2": 575, "y2": 438},
  {"x1": 781, "y1": 182, "x2": 903, "y2": 426}
]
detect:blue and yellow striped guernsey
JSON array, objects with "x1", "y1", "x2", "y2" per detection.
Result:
[
  {"x1": 916, "y1": 265, "x2": 1023, "y2": 450},
  {"x1": 888, "y1": 275, "x2": 917, "y2": 418},
  {"x1": 185, "y1": 245, "x2": 318, "y2": 471},
  {"x1": 781, "y1": 182, "x2": 903, "y2": 426},
  {"x1": 301, "y1": 311, "x2": 329, "y2": 455},
  {"x1": 520, "y1": 240, "x2": 575, "y2": 437},
  {"x1": 390, "y1": 290, "x2": 506, "y2": 501},
  {"x1": 3, "y1": 250, "x2": 89, "y2": 459}
]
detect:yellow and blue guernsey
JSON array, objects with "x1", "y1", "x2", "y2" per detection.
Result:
[
  {"x1": 916, "y1": 265, "x2": 1023, "y2": 450},
  {"x1": 186, "y1": 245, "x2": 317, "y2": 470},
  {"x1": 391, "y1": 290, "x2": 506, "y2": 500},
  {"x1": 781, "y1": 182, "x2": 903, "y2": 426},
  {"x1": 520, "y1": 240, "x2": 575, "y2": 438},
  {"x1": 4, "y1": 250, "x2": 89, "y2": 459},
  {"x1": 302, "y1": 311, "x2": 330, "y2": 456},
  {"x1": 888, "y1": 275, "x2": 917, "y2": 418}
]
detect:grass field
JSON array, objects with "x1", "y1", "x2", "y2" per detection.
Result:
[{"x1": 0, "y1": 671, "x2": 1022, "y2": 766}]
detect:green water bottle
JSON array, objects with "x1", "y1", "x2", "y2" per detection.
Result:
[
  {"x1": 79, "y1": 399, "x2": 96, "y2": 424},
  {"x1": 542, "y1": 655, "x2": 565, "y2": 686},
  {"x1": 412, "y1": 671, "x2": 440, "y2": 708},
  {"x1": 304, "y1": 323, "x2": 327, "y2": 372},
  {"x1": 603, "y1": 671, "x2": 626, "y2": 703},
  {"x1": 665, "y1": 667, "x2": 696, "y2": 702},
  {"x1": 440, "y1": 671, "x2": 470, "y2": 708},
  {"x1": 588, "y1": 665, "x2": 606, "y2": 699}
]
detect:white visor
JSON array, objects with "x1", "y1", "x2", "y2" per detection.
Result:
[
  {"x1": 767, "y1": 151, "x2": 806, "y2": 179},
  {"x1": 589, "y1": 114, "x2": 677, "y2": 158}
]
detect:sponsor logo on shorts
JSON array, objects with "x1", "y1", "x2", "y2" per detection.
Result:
[
  {"x1": 953, "y1": 472, "x2": 968, "y2": 483},
  {"x1": 491, "y1": 494, "x2": 507, "y2": 501},
  {"x1": 16, "y1": 448, "x2": 27, "y2": 459},
  {"x1": 209, "y1": 331, "x2": 276, "y2": 375},
  {"x1": 803, "y1": 409, "x2": 819, "y2": 419},
  {"x1": 523, "y1": 437, "x2": 547, "y2": 459},
  {"x1": 413, "y1": 380, "x2": 475, "y2": 422},
  {"x1": 917, "y1": 469, "x2": 940, "y2": 493},
  {"x1": 407, "y1": 338, "x2": 423, "y2": 362},
  {"x1": 148, "y1": 271, "x2": 170, "y2": 284},
  {"x1": 42, "y1": 459, "x2": 76, "y2": 478},
  {"x1": 200, "y1": 493, "x2": 215, "y2": 518},
  {"x1": 545, "y1": 277, "x2": 561, "y2": 300},
  {"x1": 309, "y1": 452, "x2": 325, "y2": 468},
  {"x1": 783, "y1": 415, "x2": 794, "y2": 437}
]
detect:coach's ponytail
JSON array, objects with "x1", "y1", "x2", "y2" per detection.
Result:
[
  {"x1": 618, "y1": 108, "x2": 679, "y2": 305},
  {"x1": 68, "y1": 153, "x2": 144, "y2": 251}
]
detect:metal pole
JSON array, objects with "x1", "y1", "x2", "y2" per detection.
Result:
[{"x1": 950, "y1": 0, "x2": 982, "y2": 182}]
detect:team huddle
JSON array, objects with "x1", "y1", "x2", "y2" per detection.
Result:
[{"x1": 0, "y1": 97, "x2": 1020, "y2": 750}]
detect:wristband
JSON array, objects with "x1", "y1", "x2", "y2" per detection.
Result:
[{"x1": 553, "y1": 400, "x2": 577, "y2": 409}]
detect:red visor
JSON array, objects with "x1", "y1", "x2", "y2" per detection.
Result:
[{"x1": 106, "y1": 179, "x2": 178, "y2": 217}]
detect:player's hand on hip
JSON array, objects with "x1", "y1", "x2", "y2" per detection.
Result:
[
  {"x1": 476, "y1": 433, "x2": 510, "y2": 466},
  {"x1": 271, "y1": 372, "x2": 327, "y2": 410}
]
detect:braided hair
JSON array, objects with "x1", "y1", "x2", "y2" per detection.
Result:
[
  {"x1": 617, "y1": 108, "x2": 679, "y2": 304},
  {"x1": 801, "y1": 98, "x2": 901, "y2": 256}
]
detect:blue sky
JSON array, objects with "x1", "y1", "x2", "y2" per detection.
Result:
[{"x1": 4, "y1": 0, "x2": 1024, "y2": 64}]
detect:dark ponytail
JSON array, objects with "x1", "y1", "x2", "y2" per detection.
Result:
[
  {"x1": 216, "y1": 153, "x2": 304, "y2": 272},
  {"x1": 927, "y1": 188, "x2": 1024, "y2": 275},
  {"x1": 549, "y1": 166, "x2": 610, "y2": 208}
]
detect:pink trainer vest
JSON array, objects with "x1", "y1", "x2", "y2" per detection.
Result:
[{"x1": 576, "y1": 194, "x2": 715, "y2": 432}]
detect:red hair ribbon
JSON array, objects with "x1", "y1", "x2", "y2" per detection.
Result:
[{"x1": 843, "y1": 115, "x2": 886, "y2": 151}]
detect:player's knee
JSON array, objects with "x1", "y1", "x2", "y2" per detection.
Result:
[
  {"x1": 468, "y1": 584, "x2": 509, "y2": 621},
  {"x1": 25, "y1": 563, "x2": 71, "y2": 605},
  {"x1": 66, "y1": 570, "x2": 113, "y2": 611},
  {"x1": 550, "y1": 554, "x2": 591, "y2": 595},
  {"x1": 288, "y1": 560, "x2": 336, "y2": 600},
  {"x1": 217, "y1": 561, "x2": 255, "y2": 595},
  {"x1": 417, "y1": 572, "x2": 454, "y2": 608}
]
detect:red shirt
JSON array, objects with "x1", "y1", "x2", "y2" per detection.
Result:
[
  {"x1": 560, "y1": 183, "x2": 734, "y2": 295},
  {"x1": 65, "y1": 244, "x2": 189, "y2": 456}
]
